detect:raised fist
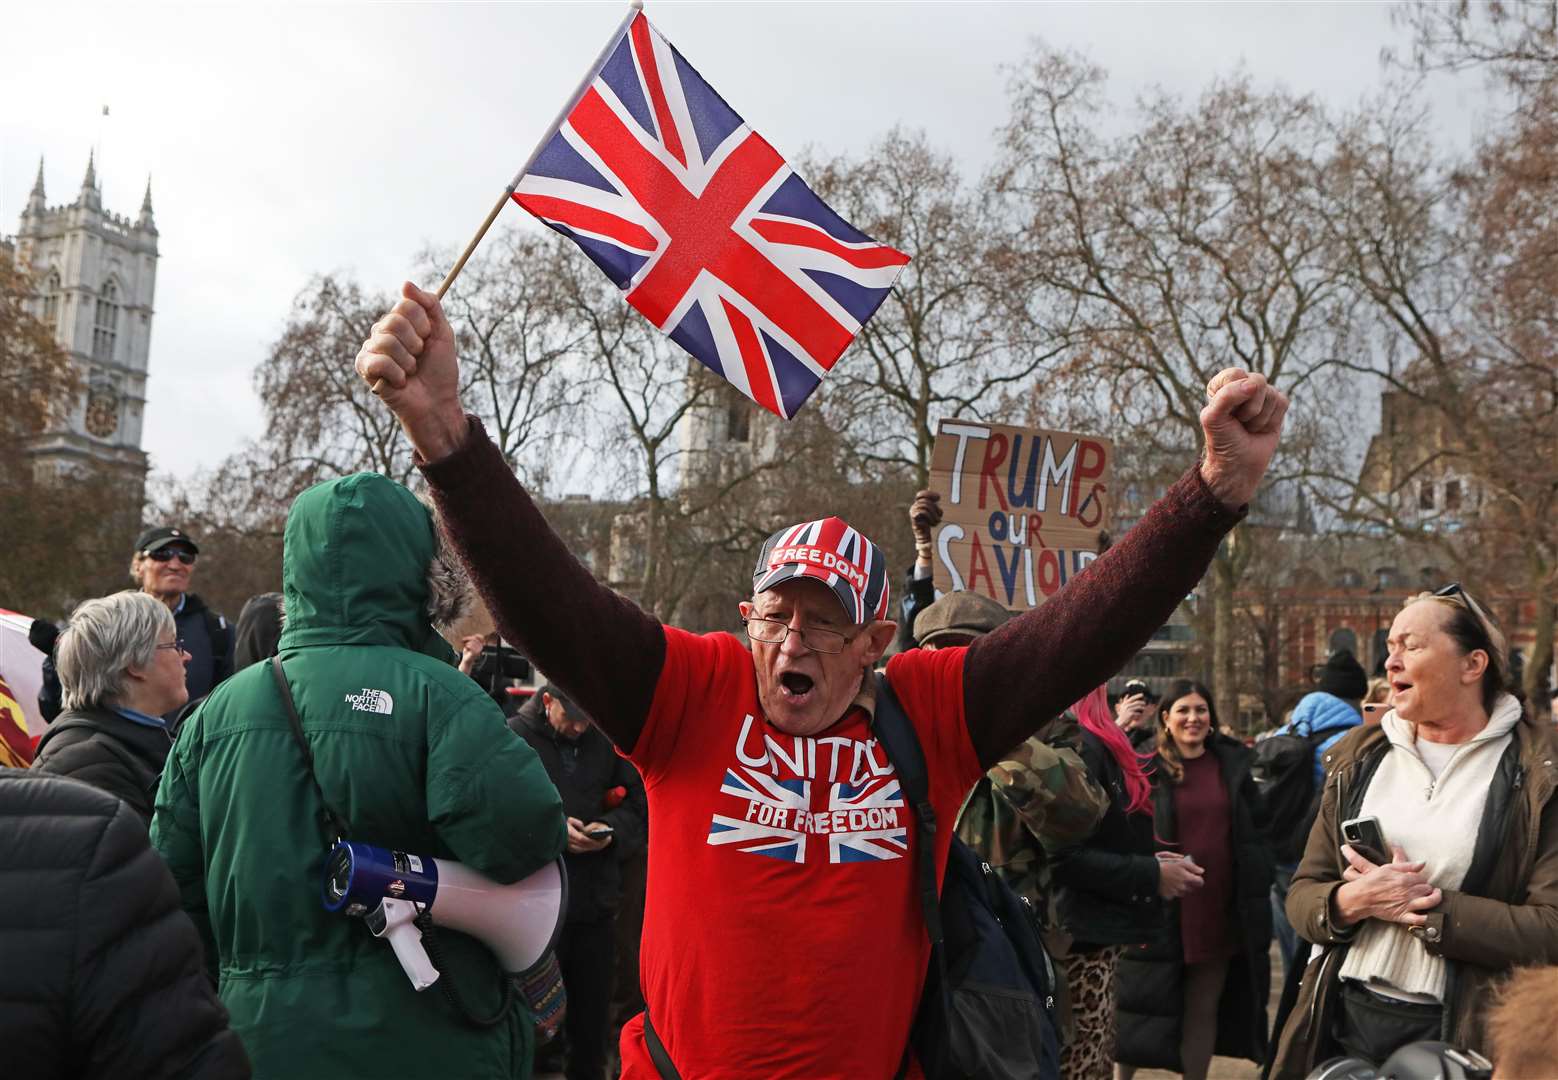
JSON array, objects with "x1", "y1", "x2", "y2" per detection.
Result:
[{"x1": 908, "y1": 490, "x2": 943, "y2": 562}]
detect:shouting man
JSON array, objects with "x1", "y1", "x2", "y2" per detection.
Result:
[{"x1": 356, "y1": 281, "x2": 1288, "y2": 1078}]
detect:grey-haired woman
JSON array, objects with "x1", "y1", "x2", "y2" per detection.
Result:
[{"x1": 31, "y1": 590, "x2": 190, "y2": 824}]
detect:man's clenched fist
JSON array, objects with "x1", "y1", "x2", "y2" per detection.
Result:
[{"x1": 354, "y1": 281, "x2": 468, "y2": 462}]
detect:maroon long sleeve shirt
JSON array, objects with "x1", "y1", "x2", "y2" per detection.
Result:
[{"x1": 420, "y1": 417, "x2": 1241, "y2": 769}]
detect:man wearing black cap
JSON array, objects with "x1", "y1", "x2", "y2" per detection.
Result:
[
  {"x1": 511, "y1": 684, "x2": 647, "y2": 1080},
  {"x1": 131, "y1": 526, "x2": 235, "y2": 723}
]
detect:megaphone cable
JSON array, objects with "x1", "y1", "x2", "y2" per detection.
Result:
[{"x1": 412, "y1": 902, "x2": 516, "y2": 1029}]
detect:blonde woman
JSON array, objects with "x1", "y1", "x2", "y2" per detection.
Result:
[{"x1": 1271, "y1": 585, "x2": 1558, "y2": 1076}]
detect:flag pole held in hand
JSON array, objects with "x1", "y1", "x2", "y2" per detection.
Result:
[{"x1": 434, "y1": 0, "x2": 645, "y2": 301}]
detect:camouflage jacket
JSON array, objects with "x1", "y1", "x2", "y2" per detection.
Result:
[{"x1": 953, "y1": 722, "x2": 1109, "y2": 912}]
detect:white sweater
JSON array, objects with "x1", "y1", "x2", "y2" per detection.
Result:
[{"x1": 1338, "y1": 694, "x2": 1523, "y2": 1001}]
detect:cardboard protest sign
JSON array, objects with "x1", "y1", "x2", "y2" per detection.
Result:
[{"x1": 929, "y1": 420, "x2": 1112, "y2": 612}]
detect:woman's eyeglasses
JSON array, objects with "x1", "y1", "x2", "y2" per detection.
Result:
[
  {"x1": 155, "y1": 639, "x2": 187, "y2": 653},
  {"x1": 146, "y1": 548, "x2": 197, "y2": 565}
]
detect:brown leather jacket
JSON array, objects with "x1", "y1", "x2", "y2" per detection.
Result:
[{"x1": 1269, "y1": 707, "x2": 1558, "y2": 1077}]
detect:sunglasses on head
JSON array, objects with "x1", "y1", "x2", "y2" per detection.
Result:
[
  {"x1": 146, "y1": 548, "x2": 197, "y2": 565},
  {"x1": 1433, "y1": 581, "x2": 1494, "y2": 632}
]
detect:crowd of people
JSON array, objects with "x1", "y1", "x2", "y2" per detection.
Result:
[{"x1": 3, "y1": 279, "x2": 1556, "y2": 1080}]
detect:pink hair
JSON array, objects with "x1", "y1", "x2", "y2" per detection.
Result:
[{"x1": 1072, "y1": 685, "x2": 1154, "y2": 816}]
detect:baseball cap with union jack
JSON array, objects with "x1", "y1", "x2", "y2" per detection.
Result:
[{"x1": 752, "y1": 517, "x2": 889, "y2": 624}]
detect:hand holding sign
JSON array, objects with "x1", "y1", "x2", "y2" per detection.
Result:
[
  {"x1": 1198, "y1": 368, "x2": 1288, "y2": 510},
  {"x1": 908, "y1": 490, "x2": 943, "y2": 566},
  {"x1": 354, "y1": 282, "x2": 469, "y2": 463}
]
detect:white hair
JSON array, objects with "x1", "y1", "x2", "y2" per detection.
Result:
[{"x1": 56, "y1": 591, "x2": 176, "y2": 711}]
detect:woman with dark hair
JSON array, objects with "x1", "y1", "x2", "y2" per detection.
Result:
[
  {"x1": 1269, "y1": 587, "x2": 1558, "y2": 1077},
  {"x1": 1114, "y1": 679, "x2": 1274, "y2": 1080},
  {"x1": 1046, "y1": 686, "x2": 1199, "y2": 1080}
]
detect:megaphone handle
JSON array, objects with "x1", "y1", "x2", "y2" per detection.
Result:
[{"x1": 375, "y1": 899, "x2": 441, "y2": 991}]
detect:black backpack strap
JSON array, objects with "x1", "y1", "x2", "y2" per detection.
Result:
[
  {"x1": 269, "y1": 656, "x2": 352, "y2": 846},
  {"x1": 871, "y1": 673, "x2": 944, "y2": 951},
  {"x1": 642, "y1": 1009, "x2": 683, "y2": 1079},
  {"x1": 871, "y1": 674, "x2": 949, "y2": 1080}
]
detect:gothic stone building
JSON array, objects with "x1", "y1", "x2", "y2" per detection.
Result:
[{"x1": 9, "y1": 154, "x2": 158, "y2": 489}]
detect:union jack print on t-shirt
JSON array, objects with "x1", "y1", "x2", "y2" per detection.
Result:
[
  {"x1": 705, "y1": 713, "x2": 909, "y2": 865},
  {"x1": 513, "y1": 12, "x2": 911, "y2": 419}
]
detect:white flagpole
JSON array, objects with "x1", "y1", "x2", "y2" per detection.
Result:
[{"x1": 435, "y1": 0, "x2": 644, "y2": 299}]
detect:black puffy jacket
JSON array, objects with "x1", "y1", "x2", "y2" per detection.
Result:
[
  {"x1": 31, "y1": 705, "x2": 173, "y2": 825},
  {"x1": 1049, "y1": 724, "x2": 1166, "y2": 948},
  {"x1": 0, "y1": 768, "x2": 250, "y2": 1079}
]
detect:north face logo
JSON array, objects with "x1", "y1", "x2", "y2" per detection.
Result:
[{"x1": 345, "y1": 688, "x2": 394, "y2": 715}]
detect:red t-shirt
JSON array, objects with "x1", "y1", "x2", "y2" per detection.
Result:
[{"x1": 617, "y1": 627, "x2": 980, "y2": 1079}]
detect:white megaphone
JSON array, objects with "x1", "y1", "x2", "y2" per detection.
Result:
[{"x1": 322, "y1": 841, "x2": 568, "y2": 993}]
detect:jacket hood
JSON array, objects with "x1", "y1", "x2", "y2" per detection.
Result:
[
  {"x1": 1291, "y1": 691, "x2": 1363, "y2": 737},
  {"x1": 1381, "y1": 691, "x2": 1524, "y2": 749},
  {"x1": 277, "y1": 473, "x2": 447, "y2": 654}
]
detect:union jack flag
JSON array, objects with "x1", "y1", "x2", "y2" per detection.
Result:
[{"x1": 513, "y1": 12, "x2": 910, "y2": 419}]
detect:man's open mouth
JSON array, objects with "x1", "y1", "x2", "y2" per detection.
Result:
[{"x1": 779, "y1": 672, "x2": 815, "y2": 700}]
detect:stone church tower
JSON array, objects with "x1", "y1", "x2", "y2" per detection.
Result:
[{"x1": 13, "y1": 154, "x2": 157, "y2": 484}]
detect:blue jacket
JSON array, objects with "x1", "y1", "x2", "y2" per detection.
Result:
[{"x1": 1273, "y1": 691, "x2": 1361, "y2": 786}]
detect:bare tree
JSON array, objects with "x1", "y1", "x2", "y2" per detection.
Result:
[
  {"x1": 804, "y1": 129, "x2": 1067, "y2": 488},
  {"x1": 251, "y1": 275, "x2": 414, "y2": 499},
  {"x1": 417, "y1": 229, "x2": 590, "y2": 490},
  {"x1": 0, "y1": 254, "x2": 79, "y2": 459},
  {"x1": 1313, "y1": 75, "x2": 1557, "y2": 715},
  {"x1": 1395, "y1": 0, "x2": 1558, "y2": 103},
  {"x1": 559, "y1": 257, "x2": 792, "y2": 621},
  {"x1": 990, "y1": 45, "x2": 1359, "y2": 724},
  {"x1": 144, "y1": 453, "x2": 287, "y2": 621}
]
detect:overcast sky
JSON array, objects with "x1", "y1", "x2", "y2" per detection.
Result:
[{"x1": 3, "y1": 1, "x2": 1493, "y2": 484}]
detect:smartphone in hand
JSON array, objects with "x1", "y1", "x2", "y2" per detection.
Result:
[
  {"x1": 1340, "y1": 815, "x2": 1389, "y2": 866},
  {"x1": 585, "y1": 824, "x2": 615, "y2": 839}
]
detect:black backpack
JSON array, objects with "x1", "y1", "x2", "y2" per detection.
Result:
[
  {"x1": 872, "y1": 674, "x2": 1061, "y2": 1080},
  {"x1": 1250, "y1": 727, "x2": 1329, "y2": 865}
]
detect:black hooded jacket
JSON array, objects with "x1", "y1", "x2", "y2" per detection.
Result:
[
  {"x1": 0, "y1": 768, "x2": 250, "y2": 1079},
  {"x1": 509, "y1": 693, "x2": 648, "y2": 923}
]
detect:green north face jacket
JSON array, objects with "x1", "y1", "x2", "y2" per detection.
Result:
[{"x1": 151, "y1": 473, "x2": 566, "y2": 1079}]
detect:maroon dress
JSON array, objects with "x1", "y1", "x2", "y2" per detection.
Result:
[{"x1": 1173, "y1": 751, "x2": 1235, "y2": 963}]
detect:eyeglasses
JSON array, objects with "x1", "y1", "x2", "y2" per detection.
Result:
[
  {"x1": 146, "y1": 548, "x2": 197, "y2": 565},
  {"x1": 743, "y1": 617, "x2": 852, "y2": 655},
  {"x1": 155, "y1": 639, "x2": 186, "y2": 654}
]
